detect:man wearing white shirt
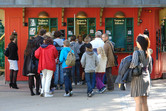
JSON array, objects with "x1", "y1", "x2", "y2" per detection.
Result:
[
  {"x1": 90, "y1": 31, "x2": 104, "y2": 52},
  {"x1": 90, "y1": 31, "x2": 104, "y2": 89}
]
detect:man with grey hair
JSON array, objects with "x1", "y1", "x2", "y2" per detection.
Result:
[
  {"x1": 90, "y1": 31, "x2": 104, "y2": 89},
  {"x1": 90, "y1": 31, "x2": 104, "y2": 53},
  {"x1": 102, "y1": 33, "x2": 115, "y2": 91}
]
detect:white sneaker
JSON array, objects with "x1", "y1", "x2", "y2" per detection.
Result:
[
  {"x1": 70, "y1": 91, "x2": 73, "y2": 96},
  {"x1": 72, "y1": 82, "x2": 75, "y2": 86},
  {"x1": 45, "y1": 93, "x2": 53, "y2": 98},
  {"x1": 77, "y1": 82, "x2": 80, "y2": 85},
  {"x1": 64, "y1": 93, "x2": 70, "y2": 97}
]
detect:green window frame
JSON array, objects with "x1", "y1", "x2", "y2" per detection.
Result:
[
  {"x1": 28, "y1": 18, "x2": 58, "y2": 38},
  {"x1": 105, "y1": 18, "x2": 134, "y2": 53},
  {"x1": 0, "y1": 21, "x2": 5, "y2": 68},
  {"x1": 67, "y1": 18, "x2": 96, "y2": 39}
]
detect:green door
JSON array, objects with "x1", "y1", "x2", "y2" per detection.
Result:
[
  {"x1": 67, "y1": 18, "x2": 96, "y2": 39},
  {"x1": 0, "y1": 21, "x2": 5, "y2": 69},
  {"x1": 113, "y1": 18, "x2": 125, "y2": 49}
]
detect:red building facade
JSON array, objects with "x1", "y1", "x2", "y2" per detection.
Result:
[{"x1": 0, "y1": 7, "x2": 163, "y2": 81}]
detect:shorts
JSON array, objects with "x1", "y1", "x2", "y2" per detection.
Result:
[{"x1": 8, "y1": 59, "x2": 18, "y2": 71}]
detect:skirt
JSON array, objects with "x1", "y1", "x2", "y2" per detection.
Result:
[
  {"x1": 131, "y1": 73, "x2": 151, "y2": 97},
  {"x1": 8, "y1": 59, "x2": 18, "y2": 71}
]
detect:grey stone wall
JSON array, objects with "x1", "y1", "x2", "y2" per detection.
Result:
[{"x1": 0, "y1": 0, "x2": 166, "y2": 7}]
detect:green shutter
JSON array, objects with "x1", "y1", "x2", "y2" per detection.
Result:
[{"x1": 105, "y1": 18, "x2": 133, "y2": 52}]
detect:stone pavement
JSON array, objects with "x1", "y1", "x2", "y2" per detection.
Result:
[{"x1": 0, "y1": 75, "x2": 166, "y2": 111}]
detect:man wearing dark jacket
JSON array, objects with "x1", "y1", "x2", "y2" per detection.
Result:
[
  {"x1": 102, "y1": 34, "x2": 115, "y2": 91},
  {"x1": 34, "y1": 29, "x2": 46, "y2": 49}
]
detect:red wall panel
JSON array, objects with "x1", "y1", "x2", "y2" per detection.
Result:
[{"x1": 4, "y1": 7, "x2": 161, "y2": 81}]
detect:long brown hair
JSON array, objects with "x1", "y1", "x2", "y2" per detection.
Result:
[
  {"x1": 136, "y1": 34, "x2": 150, "y2": 58},
  {"x1": 24, "y1": 39, "x2": 35, "y2": 56}
]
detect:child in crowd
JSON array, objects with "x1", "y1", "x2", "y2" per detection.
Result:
[
  {"x1": 81, "y1": 43, "x2": 99, "y2": 97},
  {"x1": 95, "y1": 47, "x2": 107, "y2": 93},
  {"x1": 59, "y1": 40, "x2": 74, "y2": 97}
]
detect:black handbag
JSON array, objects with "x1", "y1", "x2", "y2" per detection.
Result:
[
  {"x1": 28, "y1": 53, "x2": 37, "y2": 73},
  {"x1": 132, "y1": 51, "x2": 143, "y2": 77},
  {"x1": 4, "y1": 47, "x2": 9, "y2": 57}
]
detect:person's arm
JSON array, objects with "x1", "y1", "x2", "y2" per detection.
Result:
[
  {"x1": 103, "y1": 44, "x2": 109, "y2": 58},
  {"x1": 148, "y1": 56, "x2": 153, "y2": 74},
  {"x1": 35, "y1": 47, "x2": 41, "y2": 59},
  {"x1": 81, "y1": 53, "x2": 86, "y2": 68},
  {"x1": 59, "y1": 49, "x2": 64, "y2": 63},
  {"x1": 95, "y1": 54, "x2": 99, "y2": 67},
  {"x1": 129, "y1": 51, "x2": 139, "y2": 68}
]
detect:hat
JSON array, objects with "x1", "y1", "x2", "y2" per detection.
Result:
[
  {"x1": 85, "y1": 43, "x2": 92, "y2": 49},
  {"x1": 95, "y1": 31, "x2": 102, "y2": 37},
  {"x1": 54, "y1": 30, "x2": 62, "y2": 38}
]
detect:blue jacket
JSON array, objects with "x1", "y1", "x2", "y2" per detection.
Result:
[{"x1": 59, "y1": 47, "x2": 74, "y2": 68}]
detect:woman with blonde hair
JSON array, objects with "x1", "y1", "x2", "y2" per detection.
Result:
[
  {"x1": 95, "y1": 47, "x2": 107, "y2": 93},
  {"x1": 130, "y1": 34, "x2": 152, "y2": 111}
]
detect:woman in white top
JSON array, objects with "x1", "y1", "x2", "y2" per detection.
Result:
[{"x1": 95, "y1": 47, "x2": 107, "y2": 93}]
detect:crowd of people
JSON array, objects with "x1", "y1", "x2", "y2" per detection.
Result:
[{"x1": 6, "y1": 28, "x2": 152, "y2": 110}]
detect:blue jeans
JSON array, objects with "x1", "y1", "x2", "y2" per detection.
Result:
[
  {"x1": 54, "y1": 63, "x2": 64, "y2": 85},
  {"x1": 72, "y1": 60, "x2": 80, "y2": 84},
  {"x1": 63, "y1": 68, "x2": 72, "y2": 93},
  {"x1": 85, "y1": 72, "x2": 95, "y2": 94},
  {"x1": 92, "y1": 73, "x2": 96, "y2": 89}
]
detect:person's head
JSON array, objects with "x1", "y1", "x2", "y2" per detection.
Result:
[
  {"x1": 45, "y1": 32, "x2": 54, "y2": 39},
  {"x1": 102, "y1": 33, "x2": 109, "y2": 42},
  {"x1": 70, "y1": 35, "x2": 76, "y2": 42},
  {"x1": 97, "y1": 47, "x2": 106, "y2": 57},
  {"x1": 63, "y1": 40, "x2": 70, "y2": 47},
  {"x1": 95, "y1": 31, "x2": 102, "y2": 38},
  {"x1": 136, "y1": 34, "x2": 150, "y2": 57},
  {"x1": 54, "y1": 30, "x2": 62, "y2": 38},
  {"x1": 10, "y1": 34, "x2": 16, "y2": 42},
  {"x1": 43, "y1": 35, "x2": 53, "y2": 45},
  {"x1": 84, "y1": 36, "x2": 91, "y2": 43},
  {"x1": 85, "y1": 43, "x2": 93, "y2": 52},
  {"x1": 39, "y1": 29, "x2": 47, "y2": 36},
  {"x1": 77, "y1": 35, "x2": 83, "y2": 43},
  {"x1": 24, "y1": 39, "x2": 35, "y2": 56},
  {"x1": 134, "y1": 46, "x2": 139, "y2": 51}
]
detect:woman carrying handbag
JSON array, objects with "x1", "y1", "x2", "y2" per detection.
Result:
[
  {"x1": 130, "y1": 34, "x2": 152, "y2": 111},
  {"x1": 23, "y1": 37, "x2": 40, "y2": 96}
]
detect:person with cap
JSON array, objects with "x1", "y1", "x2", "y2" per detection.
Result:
[
  {"x1": 81, "y1": 43, "x2": 99, "y2": 97},
  {"x1": 90, "y1": 31, "x2": 104, "y2": 89},
  {"x1": 53, "y1": 30, "x2": 64, "y2": 90}
]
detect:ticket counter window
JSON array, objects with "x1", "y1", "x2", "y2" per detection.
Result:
[
  {"x1": 105, "y1": 18, "x2": 133, "y2": 52},
  {"x1": 28, "y1": 18, "x2": 58, "y2": 38},
  {"x1": 67, "y1": 18, "x2": 96, "y2": 39}
]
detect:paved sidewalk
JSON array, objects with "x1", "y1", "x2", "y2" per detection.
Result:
[{"x1": 0, "y1": 75, "x2": 166, "y2": 111}]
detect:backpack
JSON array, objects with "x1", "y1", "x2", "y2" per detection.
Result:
[
  {"x1": 53, "y1": 41, "x2": 63, "y2": 64},
  {"x1": 66, "y1": 49, "x2": 76, "y2": 66}
]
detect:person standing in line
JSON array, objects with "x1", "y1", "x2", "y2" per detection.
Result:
[
  {"x1": 53, "y1": 31, "x2": 64, "y2": 90},
  {"x1": 80, "y1": 36, "x2": 91, "y2": 84},
  {"x1": 90, "y1": 31, "x2": 104, "y2": 89},
  {"x1": 7, "y1": 34, "x2": 19, "y2": 89},
  {"x1": 34, "y1": 29, "x2": 46, "y2": 49},
  {"x1": 59, "y1": 40, "x2": 74, "y2": 97},
  {"x1": 23, "y1": 37, "x2": 40, "y2": 96},
  {"x1": 102, "y1": 34, "x2": 115, "y2": 91},
  {"x1": 35, "y1": 36, "x2": 58, "y2": 97},
  {"x1": 70, "y1": 35, "x2": 80, "y2": 85},
  {"x1": 95, "y1": 47, "x2": 107, "y2": 93},
  {"x1": 81, "y1": 43, "x2": 99, "y2": 97},
  {"x1": 130, "y1": 34, "x2": 152, "y2": 111}
]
